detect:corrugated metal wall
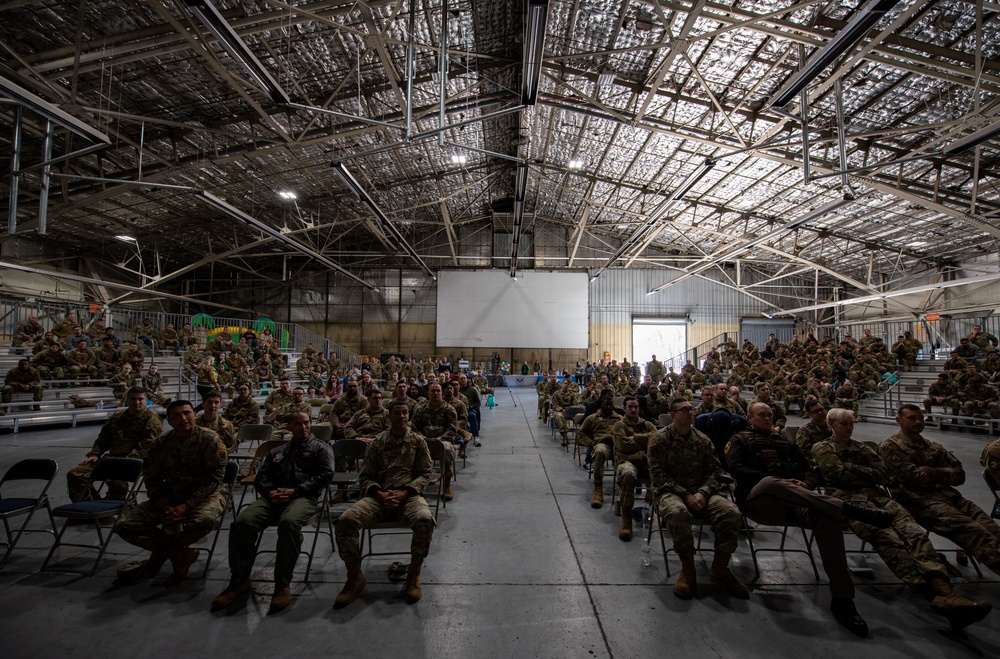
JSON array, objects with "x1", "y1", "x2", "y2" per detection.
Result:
[{"x1": 589, "y1": 269, "x2": 775, "y2": 362}]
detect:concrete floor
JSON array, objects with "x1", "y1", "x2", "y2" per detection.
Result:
[{"x1": 1, "y1": 387, "x2": 999, "y2": 658}]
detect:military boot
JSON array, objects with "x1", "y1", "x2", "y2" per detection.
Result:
[
  {"x1": 333, "y1": 563, "x2": 366, "y2": 609},
  {"x1": 560, "y1": 432, "x2": 569, "y2": 447},
  {"x1": 404, "y1": 559, "x2": 423, "y2": 604},
  {"x1": 673, "y1": 553, "x2": 697, "y2": 600},
  {"x1": 927, "y1": 577, "x2": 992, "y2": 629},
  {"x1": 619, "y1": 514, "x2": 633, "y2": 542},
  {"x1": 709, "y1": 551, "x2": 750, "y2": 599},
  {"x1": 590, "y1": 482, "x2": 604, "y2": 509},
  {"x1": 443, "y1": 477, "x2": 454, "y2": 502}
]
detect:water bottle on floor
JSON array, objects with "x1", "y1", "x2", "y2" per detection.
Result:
[{"x1": 640, "y1": 540, "x2": 651, "y2": 569}]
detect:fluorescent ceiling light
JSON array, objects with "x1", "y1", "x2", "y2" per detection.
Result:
[
  {"x1": 0, "y1": 75, "x2": 110, "y2": 144},
  {"x1": 769, "y1": 0, "x2": 902, "y2": 108},
  {"x1": 184, "y1": 0, "x2": 290, "y2": 105},
  {"x1": 277, "y1": 190, "x2": 297, "y2": 200},
  {"x1": 521, "y1": 0, "x2": 550, "y2": 105},
  {"x1": 568, "y1": 159, "x2": 584, "y2": 170},
  {"x1": 450, "y1": 154, "x2": 468, "y2": 165},
  {"x1": 115, "y1": 235, "x2": 137, "y2": 243}
]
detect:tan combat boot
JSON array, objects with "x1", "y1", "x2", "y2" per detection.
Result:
[
  {"x1": 561, "y1": 432, "x2": 569, "y2": 447},
  {"x1": 709, "y1": 551, "x2": 750, "y2": 599},
  {"x1": 619, "y1": 513, "x2": 633, "y2": 542},
  {"x1": 673, "y1": 553, "x2": 697, "y2": 600},
  {"x1": 333, "y1": 563, "x2": 366, "y2": 609},
  {"x1": 590, "y1": 482, "x2": 604, "y2": 509},
  {"x1": 927, "y1": 577, "x2": 992, "y2": 628},
  {"x1": 443, "y1": 477, "x2": 454, "y2": 502},
  {"x1": 404, "y1": 559, "x2": 423, "y2": 603}
]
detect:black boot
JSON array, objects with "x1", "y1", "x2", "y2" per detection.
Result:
[
  {"x1": 830, "y1": 597, "x2": 869, "y2": 637},
  {"x1": 841, "y1": 502, "x2": 893, "y2": 529}
]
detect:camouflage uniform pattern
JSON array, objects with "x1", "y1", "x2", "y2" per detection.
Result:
[
  {"x1": 577, "y1": 410, "x2": 621, "y2": 483},
  {"x1": 795, "y1": 421, "x2": 832, "y2": 461},
  {"x1": 198, "y1": 414, "x2": 237, "y2": 451},
  {"x1": 223, "y1": 396, "x2": 260, "y2": 430},
  {"x1": 66, "y1": 408, "x2": 163, "y2": 502},
  {"x1": 116, "y1": 426, "x2": 228, "y2": 552},
  {"x1": 335, "y1": 427, "x2": 435, "y2": 564},
  {"x1": 2, "y1": 365, "x2": 44, "y2": 403},
  {"x1": 345, "y1": 405, "x2": 390, "y2": 439},
  {"x1": 410, "y1": 401, "x2": 458, "y2": 477},
  {"x1": 813, "y1": 438, "x2": 949, "y2": 589},
  {"x1": 331, "y1": 393, "x2": 366, "y2": 425},
  {"x1": 612, "y1": 416, "x2": 656, "y2": 520},
  {"x1": 550, "y1": 388, "x2": 578, "y2": 436},
  {"x1": 924, "y1": 379, "x2": 959, "y2": 415},
  {"x1": 980, "y1": 438, "x2": 1000, "y2": 487},
  {"x1": 880, "y1": 431, "x2": 1000, "y2": 574},
  {"x1": 648, "y1": 424, "x2": 741, "y2": 555}
]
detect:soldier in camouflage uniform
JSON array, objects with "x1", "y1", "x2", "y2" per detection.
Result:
[
  {"x1": 880, "y1": 404, "x2": 1000, "y2": 577},
  {"x1": 116, "y1": 400, "x2": 227, "y2": 586},
  {"x1": 833, "y1": 380, "x2": 860, "y2": 417},
  {"x1": 795, "y1": 398, "x2": 831, "y2": 460},
  {"x1": 345, "y1": 389, "x2": 391, "y2": 440},
  {"x1": 968, "y1": 325, "x2": 998, "y2": 353},
  {"x1": 66, "y1": 387, "x2": 163, "y2": 502},
  {"x1": 536, "y1": 373, "x2": 552, "y2": 420},
  {"x1": 141, "y1": 364, "x2": 171, "y2": 406},
  {"x1": 263, "y1": 378, "x2": 294, "y2": 419},
  {"x1": 442, "y1": 382, "x2": 472, "y2": 455},
  {"x1": 815, "y1": 409, "x2": 991, "y2": 629},
  {"x1": 693, "y1": 387, "x2": 721, "y2": 416},
  {"x1": 331, "y1": 379, "x2": 366, "y2": 438},
  {"x1": 410, "y1": 383, "x2": 459, "y2": 501},
  {"x1": 923, "y1": 373, "x2": 959, "y2": 416},
  {"x1": 268, "y1": 387, "x2": 312, "y2": 439},
  {"x1": 95, "y1": 338, "x2": 121, "y2": 375},
  {"x1": 32, "y1": 342, "x2": 68, "y2": 382},
  {"x1": 159, "y1": 323, "x2": 181, "y2": 354},
  {"x1": 611, "y1": 396, "x2": 656, "y2": 542},
  {"x1": 2, "y1": 358, "x2": 44, "y2": 412},
  {"x1": 197, "y1": 390, "x2": 237, "y2": 451},
  {"x1": 550, "y1": 380, "x2": 579, "y2": 446},
  {"x1": 121, "y1": 342, "x2": 144, "y2": 372},
  {"x1": 334, "y1": 401, "x2": 435, "y2": 608},
  {"x1": 223, "y1": 383, "x2": 260, "y2": 432},
  {"x1": 108, "y1": 363, "x2": 140, "y2": 402},
  {"x1": 383, "y1": 381, "x2": 418, "y2": 416},
  {"x1": 961, "y1": 377, "x2": 1000, "y2": 418},
  {"x1": 578, "y1": 394, "x2": 621, "y2": 508},
  {"x1": 182, "y1": 342, "x2": 204, "y2": 381},
  {"x1": 981, "y1": 437, "x2": 1000, "y2": 487},
  {"x1": 15, "y1": 314, "x2": 44, "y2": 347},
  {"x1": 649, "y1": 397, "x2": 747, "y2": 600},
  {"x1": 50, "y1": 312, "x2": 77, "y2": 340},
  {"x1": 211, "y1": 411, "x2": 333, "y2": 614}
]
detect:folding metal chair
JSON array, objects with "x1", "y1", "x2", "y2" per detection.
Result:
[
  {"x1": 41, "y1": 457, "x2": 143, "y2": 575},
  {"x1": 190, "y1": 460, "x2": 240, "y2": 578},
  {"x1": 359, "y1": 439, "x2": 444, "y2": 562},
  {"x1": 986, "y1": 469, "x2": 1000, "y2": 520},
  {"x1": 312, "y1": 425, "x2": 334, "y2": 443},
  {"x1": 235, "y1": 423, "x2": 273, "y2": 451},
  {"x1": 235, "y1": 439, "x2": 286, "y2": 515},
  {"x1": 0, "y1": 458, "x2": 58, "y2": 567},
  {"x1": 252, "y1": 485, "x2": 335, "y2": 582}
]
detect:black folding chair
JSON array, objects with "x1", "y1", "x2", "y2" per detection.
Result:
[{"x1": 0, "y1": 458, "x2": 58, "y2": 567}]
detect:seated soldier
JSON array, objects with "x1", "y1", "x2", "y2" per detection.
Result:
[
  {"x1": 223, "y1": 382, "x2": 261, "y2": 432},
  {"x1": 211, "y1": 411, "x2": 333, "y2": 614},
  {"x1": 345, "y1": 389, "x2": 390, "y2": 442},
  {"x1": 383, "y1": 381, "x2": 417, "y2": 416},
  {"x1": 160, "y1": 323, "x2": 181, "y2": 355},
  {"x1": 66, "y1": 385, "x2": 163, "y2": 500},
  {"x1": 267, "y1": 387, "x2": 311, "y2": 437},
  {"x1": 334, "y1": 401, "x2": 435, "y2": 608},
  {"x1": 108, "y1": 363, "x2": 140, "y2": 402},
  {"x1": 66, "y1": 339, "x2": 103, "y2": 381},
  {"x1": 2, "y1": 358, "x2": 44, "y2": 413},
  {"x1": 33, "y1": 342, "x2": 68, "y2": 383},
  {"x1": 923, "y1": 373, "x2": 959, "y2": 418},
  {"x1": 961, "y1": 376, "x2": 999, "y2": 419},
  {"x1": 578, "y1": 392, "x2": 622, "y2": 509},
  {"x1": 550, "y1": 380, "x2": 579, "y2": 446},
  {"x1": 651, "y1": 398, "x2": 748, "y2": 600},
  {"x1": 141, "y1": 364, "x2": 171, "y2": 407},
  {"x1": 833, "y1": 380, "x2": 860, "y2": 417},
  {"x1": 197, "y1": 390, "x2": 237, "y2": 452},
  {"x1": 727, "y1": 402, "x2": 894, "y2": 637},
  {"x1": 795, "y1": 398, "x2": 832, "y2": 459},
  {"x1": 115, "y1": 400, "x2": 227, "y2": 587},
  {"x1": 981, "y1": 436, "x2": 1000, "y2": 486},
  {"x1": 611, "y1": 396, "x2": 656, "y2": 541},
  {"x1": 880, "y1": 404, "x2": 1000, "y2": 578},
  {"x1": 263, "y1": 378, "x2": 294, "y2": 418},
  {"x1": 95, "y1": 337, "x2": 121, "y2": 376},
  {"x1": 814, "y1": 409, "x2": 991, "y2": 629},
  {"x1": 693, "y1": 387, "x2": 720, "y2": 416},
  {"x1": 410, "y1": 383, "x2": 459, "y2": 501},
  {"x1": 331, "y1": 379, "x2": 366, "y2": 438}
]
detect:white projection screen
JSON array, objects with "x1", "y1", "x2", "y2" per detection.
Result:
[{"x1": 436, "y1": 271, "x2": 589, "y2": 348}]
